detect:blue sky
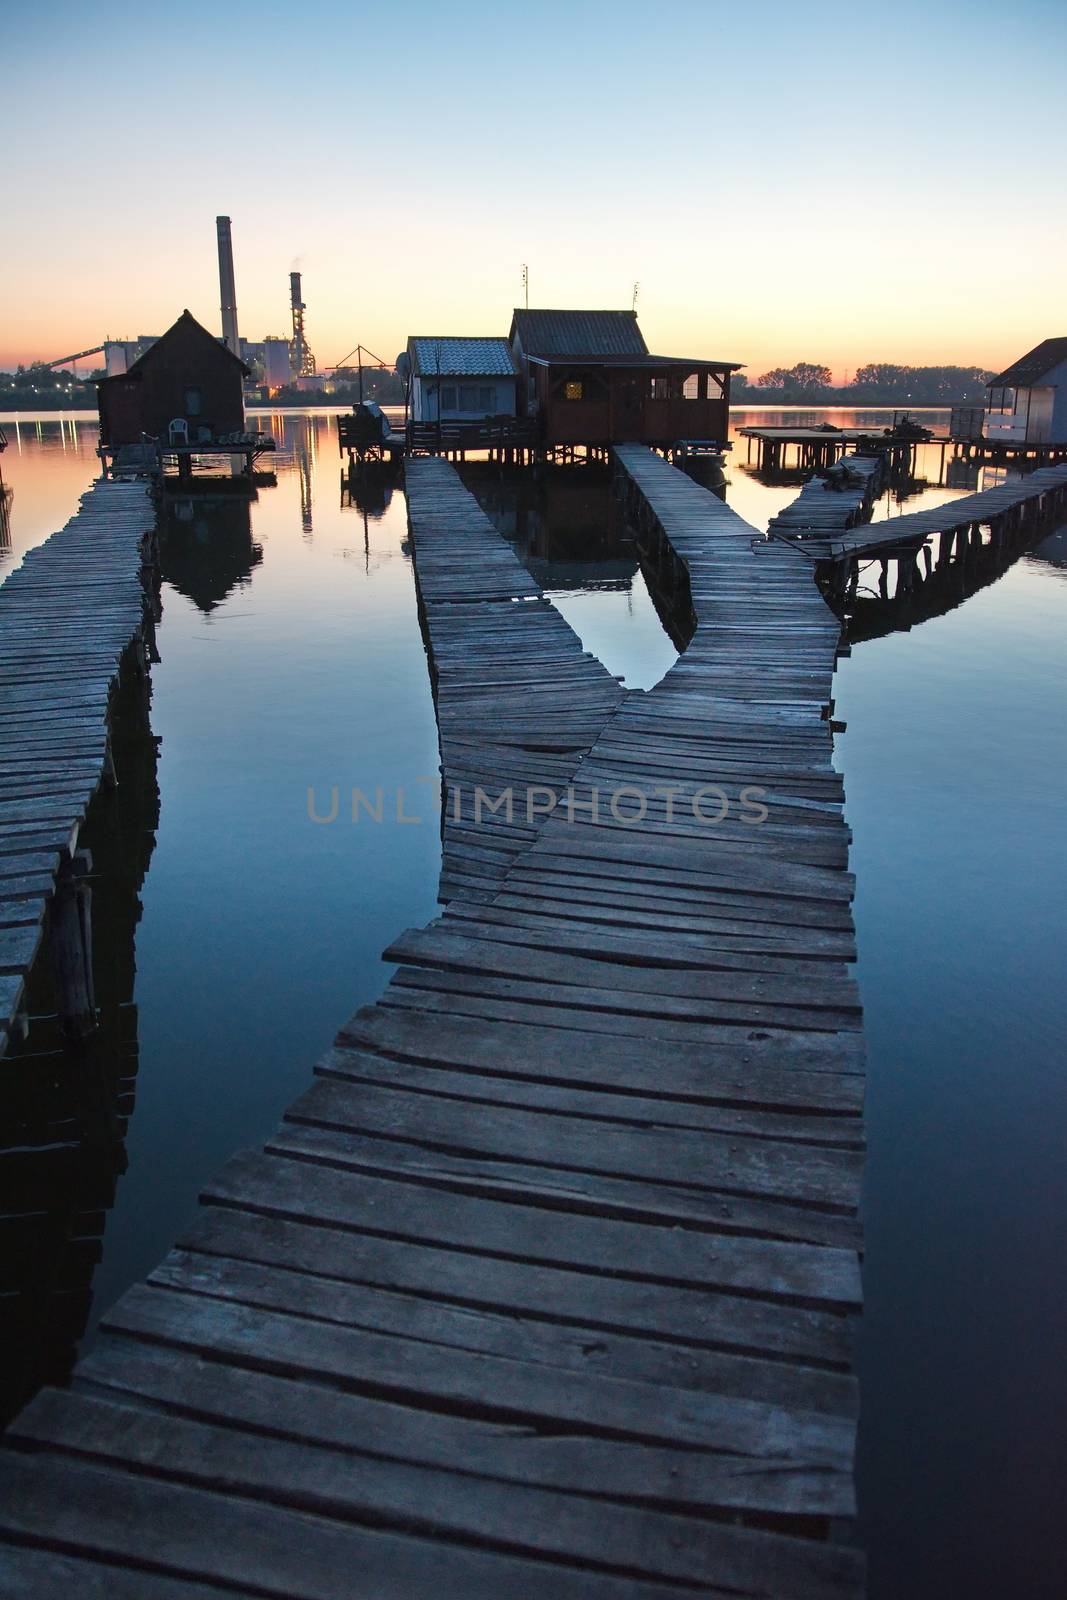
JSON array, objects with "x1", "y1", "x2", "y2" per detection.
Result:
[{"x1": 4, "y1": 0, "x2": 1065, "y2": 377}]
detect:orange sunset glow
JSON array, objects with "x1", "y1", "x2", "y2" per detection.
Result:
[{"x1": 5, "y1": 0, "x2": 1065, "y2": 380}]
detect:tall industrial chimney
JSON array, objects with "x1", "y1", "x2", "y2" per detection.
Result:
[
  {"x1": 216, "y1": 215, "x2": 241, "y2": 357},
  {"x1": 289, "y1": 271, "x2": 315, "y2": 379}
]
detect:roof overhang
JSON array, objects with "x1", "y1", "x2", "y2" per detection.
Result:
[{"x1": 528, "y1": 354, "x2": 743, "y2": 371}]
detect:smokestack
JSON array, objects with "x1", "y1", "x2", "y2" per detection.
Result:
[
  {"x1": 290, "y1": 271, "x2": 306, "y2": 378},
  {"x1": 216, "y1": 215, "x2": 240, "y2": 357}
]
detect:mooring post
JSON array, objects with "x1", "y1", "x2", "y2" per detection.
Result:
[{"x1": 51, "y1": 849, "x2": 96, "y2": 1040}]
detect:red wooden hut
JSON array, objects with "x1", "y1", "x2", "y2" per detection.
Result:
[
  {"x1": 510, "y1": 310, "x2": 741, "y2": 450},
  {"x1": 96, "y1": 310, "x2": 249, "y2": 450}
]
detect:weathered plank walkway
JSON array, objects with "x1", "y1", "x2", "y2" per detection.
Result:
[
  {"x1": 408, "y1": 458, "x2": 624, "y2": 900},
  {"x1": 780, "y1": 460, "x2": 1067, "y2": 563},
  {"x1": 767, "y1": 453, "x2": 886, "y2": 542},
  {"x1": 0, "y1": 481, "x2": 158, "y2": 1055},
  {"x1": 0, "y1": 455, "x2": 865, "y2": 1597}
]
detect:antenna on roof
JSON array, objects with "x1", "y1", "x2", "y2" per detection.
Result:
[
  {"x1": 632, "y1": 281, "x2": 639, "y2": 314},
  {"x1": 521, "y1": 263, "x2": 529, "y2": 310}
]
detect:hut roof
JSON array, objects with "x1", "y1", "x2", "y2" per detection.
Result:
[
  {"x1": 408, "y1": 337, "x2": 517, "y2": 378},
  {"x1": 988, "y1": 337, "x2": 1067, "y2": 388},
  {"x1": 510, "y1": 309, "x2": 648, "y2": 358},
  {"x1": 107, "y1": 310, "x2": 250, "y2": 381},
  {"x1": 526, "y1": 353, "x2": 743, "y2": 371}
]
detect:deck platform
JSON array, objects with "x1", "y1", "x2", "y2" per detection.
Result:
[
  {"x1": 774, "y1": 461, "x2": 1067, "y2": 567},
  {"x1": 0, "y1": 481, "x2": 159, "y2": 1055},
  {"x1": 0, "y1": 455, "x2": 865, "y2": 1597},
  {"x1": 739, "y1": 424, "x2": 927, "y2": 473},
  {"x1": 767, "y1": 453, "x2": 887, "y2": 542}
]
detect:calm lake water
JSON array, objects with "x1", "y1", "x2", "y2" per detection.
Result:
[{"x1": 1, "y1": 408, "x2": 1065, "y2": 1598}]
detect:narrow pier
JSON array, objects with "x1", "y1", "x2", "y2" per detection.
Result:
[
  {"x1": 796, "y1": 461, "x2": 1067, "y2": 562},
  {"x1": 0, "y1": 456, "x2": 865, "y2": 1598},
  {"x1": 771, "y1": 461, "x2": 1067, "y2": 599},
  {"x1": 0, "y1": 482, "x2": 159, "y2": 1054},
  {"x1": 407, "y1": 459, "x2": 624, "y2": 900},
  {"x1": 767, "y1": 452, "x2": 887, "y2": 541}
]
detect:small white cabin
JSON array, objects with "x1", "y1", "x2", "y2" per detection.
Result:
[
  {"x1": 984, "y1": 338, "x2": 1067, "y2": 444},
  {"x1": 403, "y1": 337, "x2": 518, "y2": 423}
]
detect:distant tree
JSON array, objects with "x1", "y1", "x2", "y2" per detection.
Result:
[
  {"x1": 789, "y1": 362, "x2": 833, "y2": 395},
  {"x1": 848, "y1": 363, "x2": 993, "y2": 404},
  {"x1": 756, "y1": 362, "x2": 832, "y2": 400}
]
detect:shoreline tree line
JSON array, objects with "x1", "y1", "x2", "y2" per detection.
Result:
[
  {"x1": 1, "y1": 359, "x2": 994, "y2": 413},
  {"x1": 733, "y1": 362, "x2": 993, "y2": 405}
]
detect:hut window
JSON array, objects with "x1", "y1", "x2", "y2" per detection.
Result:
[
  {"x1": 184, "y1": 386, "x2": 203, "y2": 416},
  {"x1": 564, "y1": 380, "x2": 583, "y2": 401},
  {"x1": 457, "y1": 385, "x2": 494, "y2": 410},
  {"x1": 649, "y1": 375, "x2": 673, "y2": 401},
  {"x1": 441, "y1": 385, "x2": 457, "y2": 410},
  {"x1": 682, "y1": 373, "x2": 700, "y2": 400}
]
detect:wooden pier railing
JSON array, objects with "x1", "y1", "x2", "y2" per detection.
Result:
[{"x1": 0, "y1": 454, "x2": 866, "y2": 1598}]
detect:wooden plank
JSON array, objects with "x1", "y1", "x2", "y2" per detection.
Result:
[
  {"x1": 0, "y1": 1449, "x2": 722, "y2": 1600},
  {"x1": 11, "y1": 1387, "x2": 861, "y2": 1591}
]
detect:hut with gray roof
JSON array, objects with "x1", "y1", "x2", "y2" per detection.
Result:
[
  {"x1": 402, "y1": 337, "x2": 519, "y2": 424},
  {"x1": 985, "y1": 337, "x2": 1067, "y2": 444}
]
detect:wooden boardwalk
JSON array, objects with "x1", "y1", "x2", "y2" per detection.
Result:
[
  {"x1": 0, "y1": 454, "x2": 865, "y2": 1597},
  {"x1": 779, "y1": 460, "x2": 1067, "y2": 563},
  {"x1": 407, "y1": 458, "x2": 624, "y2": 900},
  {"x1": 767, "y1": 453, "x2": 886, "y2": 543},
  {"x1": 0, "y1": 481, "x2": 158, "y2": 1056}
]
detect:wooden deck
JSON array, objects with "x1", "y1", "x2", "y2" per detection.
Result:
[
  {"x1": 0, "y1": 453, "x2": 865, "y2": 1597},
  {"x1": 0, "y1": 481, "x2": 159, "y2": 1056},
  {"x1": 739, "y1": 424, "x2": 927, "y2": 473},
  {"x1": 774, "y1": 460, "x2": 1067, "y2": 564},
  {"x1": 408, "y1": 458, "x2": 625, "y2": 899},
  {"x1": 767, "y1": 453, "x2": 887, "y2": 542}
]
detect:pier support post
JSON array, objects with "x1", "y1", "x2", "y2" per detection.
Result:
[{"x1": 51, "y1": 850, "x2": 96, "y2": 1041}]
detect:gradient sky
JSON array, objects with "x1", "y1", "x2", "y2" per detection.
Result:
[{"x1": 4, "y1": 0, "x2": 1065, "y2": 381}]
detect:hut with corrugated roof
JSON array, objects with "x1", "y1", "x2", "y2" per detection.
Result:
[
  {"x1": 984, "y1": 338, "x2": 1067, "y2": 444},
  {"x1": 509, "y1": 309, "x2": 741, "y2": 450},
  {"x1": 403, "y1": 337, "x2": 519, "y2": 424}
]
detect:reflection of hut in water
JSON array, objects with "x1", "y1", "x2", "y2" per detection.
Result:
[
  {"x1": 945, "y1": 457, "x2": 981, "y2": 492},
  {"x1": 341, "y1": 469, "x2": 394, "y2": 519},
  {"x1": 0, "y1": 654, "x2": 159, "y2": 1423},
  {"x1": 468, "y1": 467, "x2": 638, "y2": 591},
  {"x1": 159, "y1": 495, "x2": 263, "y2": 612}
]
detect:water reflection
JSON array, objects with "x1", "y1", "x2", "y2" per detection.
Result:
[
  {"x1": 0, "y1": 653, "x2": 159, "y2": 1424},
  {"x1": 159, "y1": 493, "x2": 263, "y2": 613},
  {"x1": 1, "y1": 408, "x2": 1065, "y2": 1596},
  {"x1": 463, "y1": 464, "x2": 678, "y2": 688},
  {"x1": 842, "y1": 506, "x2": 1067, "y2": 644}
]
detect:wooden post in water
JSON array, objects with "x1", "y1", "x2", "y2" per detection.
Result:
[{"x1": 51, "y1": 850, "x2": 96, "y2": 1040}]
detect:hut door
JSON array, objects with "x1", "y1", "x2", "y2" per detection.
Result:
[{"x1": 617, "y1": 377, "x2": 641, "y2": 439}]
